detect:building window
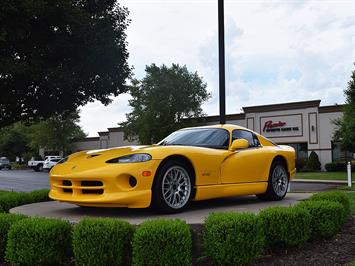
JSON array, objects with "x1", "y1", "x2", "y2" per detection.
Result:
[
  {"x1": 282, "y1": 143, "x2": 308, "y2": 160},
  {"x1": 332, "y1": 142, "x2": 354, "y2": 161}
]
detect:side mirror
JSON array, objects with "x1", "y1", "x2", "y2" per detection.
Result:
[{"x1": 230, "y1": 139, "x2": 249, "y2": 151}]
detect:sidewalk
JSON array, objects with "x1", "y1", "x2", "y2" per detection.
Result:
[{"x1": 293, "y1": 179, "x2": 355, "y2": 184}]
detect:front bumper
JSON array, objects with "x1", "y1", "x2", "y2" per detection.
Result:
[{"x1": 49, "y1": 160, "x2": 161, "y2": 208}]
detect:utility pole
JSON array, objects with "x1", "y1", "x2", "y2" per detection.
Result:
[{"x1": 218, "y1": 0, "x2": 226, "y2": 124}]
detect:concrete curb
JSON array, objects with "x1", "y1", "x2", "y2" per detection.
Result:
[{"x1": 293, "y1": 179, "x2": 354, "y2": 184}]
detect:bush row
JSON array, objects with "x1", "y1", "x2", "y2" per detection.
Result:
[
  {"x1": 0, "y1": 189, "x2": 50, "y2": 213},
  {"x1": 325, "y1": 161, "x2": 355, "y2": 172},
  {"x1": 0, "y1": 191, "x2": 351, "y2": 266}
]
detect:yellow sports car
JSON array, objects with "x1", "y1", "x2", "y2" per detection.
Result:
[{"x1": 49, "y1": 124, "x2": 296, "y2": 213}]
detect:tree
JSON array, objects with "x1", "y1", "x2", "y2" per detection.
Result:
[
  {"x1": 27, "y1": 111, "x2": 86, "y2": 155},
  {"x1": 0, "y1": 111, "x2": 85, "y2": 160},
  {"x1": 304, "y1": 151, "x2": 321, "y2": 171},
  {"x1": 334, "y1": 66, "x2": 355, "y2": 153},
  {"x1": 0, "y1": 0, "x2": 131, "y2": 127},
  {"x1": 121, "y1": 64, "x2": 211, "y2": 144},
  {"x1": 0, "y1": 123, "x2": 32, "y2": 161}
]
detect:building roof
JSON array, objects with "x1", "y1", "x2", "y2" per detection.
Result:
[
  {"x1": 98, "y1": 131, "x2": 109, "y2": 136},
  {"x1": 108, "y1": 127, "x2": 123, "y2": 132},
  {"x1": 242, "y1": 100, "x2": 321, "y2": 113},
  {"x1": 319, "y1": 104, "x2": 345, "y2": 113},
  {"x1": 73, "y1": 136, "x2": 99, "y2": 142}
]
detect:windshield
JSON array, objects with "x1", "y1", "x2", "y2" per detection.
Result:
[
  {"x1": 158, "y1": 128, "x2": 230, "y2": 149},
  {"x1": 0, "y1": 159, "x2": 9, "y2": 163}
]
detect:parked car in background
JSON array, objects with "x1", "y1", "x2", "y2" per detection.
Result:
[
  {"x1": 28, "y1": 156, "x2": 62, "y2": 172},
  {"x1": 43, "y1": 157, "x2": 63, "y2": 171},
  {"x1": 0, "y1": 157, "x2": 11, "y2": 170}
]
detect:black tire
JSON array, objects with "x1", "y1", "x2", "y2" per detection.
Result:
[
  {"x1": 152, "y1": 159, "x2": 194, "y2": 213},
  {"x1": 256, "y1": 160, "x2": 289, "y2": 201},
  {"x1": 34, "y1": 164, "x2": 43, "y2": 172}
]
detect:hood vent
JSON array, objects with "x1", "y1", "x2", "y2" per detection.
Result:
[{"x1": 87, "y1": 154, "x2": 101, "y2": 159}]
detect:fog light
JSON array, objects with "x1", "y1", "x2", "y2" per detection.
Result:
[
  {"x1": 129, "y1": 176, "x2": 137, "y2": 187},
  {"x1": 142, "y1": 171, "x2": 151, "y2": 177}
]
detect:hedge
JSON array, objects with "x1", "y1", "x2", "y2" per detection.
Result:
[
  {"x1": 203, "y1": 212, "x2": 264, "y2": 266},
  {"x1": 0, "y1": 213, "x2": 26, "y2": 260},
  {"x1": 73, "y1": 218, "x2": 134, "y2": 266},
  {"x1": 325, "y1": 161, "x2": 355, "y2": 172},
  {"x1": 5, "y1": 217, "x2": 72, "y2": 266},
  {"x1": 0, "y1": 189, "x2": 50, "y2": 213},
  {"x1": 259, "y1": 206, "x2": 311, "y2": 248},
  {"x1": 132, "y1": 219, "x2": 191, "y2": 266},
  {"x1": 297, "y1": 200, "x2": 344, "y2": 238},
  {"x1": 308, "y1": 191, "x2": 350, "y2": 220}
]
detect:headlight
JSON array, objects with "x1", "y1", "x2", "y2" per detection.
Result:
[{"x1": 106, "y1": 153, "x2": 152, "y2": 164}]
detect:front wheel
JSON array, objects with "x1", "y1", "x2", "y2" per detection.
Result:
[
  {"x1": 257, "y1": 160, "x2": 289, "y2": 201},
  {"x1": 152, "y1": 160, "x2": 193, "y2": 213}
]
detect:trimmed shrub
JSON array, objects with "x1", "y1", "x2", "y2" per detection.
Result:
[
  {"x1": 309, "y1": 191, "x2": 350, "y2": 220},
  {"x1": 73, "y1": 218, "x2": 134, "y2": 266},
  {"x1": 0, "y1": 213, "x2": 26, "y2": 260},
  {"x1": 297, "y1": 200, "x2": 344, "y2": 238},
  {"x1": 203, "y1": 212, "x2": 264, "y2": 266},
  {"x1": 325, "y1": 161, "x2": 355, "y2": 172},
  {"x1": 259, "y1": 206, "x2": 311, "y2": 248},
  {"x1": 304, "y1": 151, "x2": 321, "y2": 171},
  {"x1": 0, "y1": 190, "x2": 50, "y2": 213},
  {"x1": 0, "y1": 192, "x2": 31, "y2": 213},
  {"x1": 296, "y1": 158, "x2": 308, "y2": 172},
  {"x1": 132, "y1": 219, "x2": 191, "y2": 266},
  {"x1": 5, "y1": 217, "x2": 72, "y2": 266},
  {"x1": 28, "y1": 189, "x2": 50, "y2": 203}
]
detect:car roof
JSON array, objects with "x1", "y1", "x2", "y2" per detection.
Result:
[{"x1": 181, "y1": 124, "x2": 249, "y2": 132}]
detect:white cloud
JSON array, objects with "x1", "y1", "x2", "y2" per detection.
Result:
[{"x1": 79, "y1": 0, "x2": 355, "y2": 136}]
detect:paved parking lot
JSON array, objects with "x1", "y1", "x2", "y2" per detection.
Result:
[
  {"x1": 0, "y1": 169, "x2": 49, "y2": 192},
  {"x1": 0, "y1": 169, "x2": 338, "y2": 192}
]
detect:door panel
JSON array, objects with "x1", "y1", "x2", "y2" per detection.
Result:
[{"x1": 221, "y1": 147, "x2": 271, "y2": 184}]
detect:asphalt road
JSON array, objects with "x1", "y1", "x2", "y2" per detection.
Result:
[
  {"x1": 0, "y1": 169, "x2": 50, "y2": 192},
  {"x1": 0, "y1": 169, "x2": 338, "y2": 192}
]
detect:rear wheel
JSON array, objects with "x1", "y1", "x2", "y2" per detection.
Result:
[
  {"x1": 257, "y1": 160, "x2": 288, "y2": 201},
  {"x1": 152, "y1": 160, "x2": 193, "y2": 213},
  {"x1": 35, "y1": 164, "x2": 43, "y2": 172}
]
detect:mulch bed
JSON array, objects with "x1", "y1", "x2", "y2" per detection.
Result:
[
  {"x1": 193, "y1": 216, "x2": 355, "y2": 266},
  {"x1": 252, "y1": 216, "x2": 355, "y2": 266}
]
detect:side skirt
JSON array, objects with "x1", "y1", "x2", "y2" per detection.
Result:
[{"x1": 194, "y1": 182, "x2": 268, "y2": 201}]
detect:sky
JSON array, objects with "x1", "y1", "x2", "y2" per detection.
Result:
[{"x1": 79, "y1": 0, "x2": 355, "y2": 137}]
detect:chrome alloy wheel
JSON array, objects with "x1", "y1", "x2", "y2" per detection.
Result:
[
  {"x1": 161, "y1": 166, "x2": 191, "y2": 209},
  {"x1": 271, "y1": 165, "x2": 288, "y2": 197}
]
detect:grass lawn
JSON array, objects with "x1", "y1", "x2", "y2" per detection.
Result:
[{"x1": 295, "y1": 171, "x2": 349, "y2": 180}]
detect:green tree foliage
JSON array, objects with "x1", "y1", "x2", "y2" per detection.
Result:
[
  {"x1": 27, "y1": 111, "x2": 86, "y2": 155},
  {"x1": 121, "y1": 64, "x2": 211, "y2": 144},
  {"x1": 0, "y1": 123, "x2": 32, "y2": 161},
  {"x1": 334, "y1": 66, "x2": 355, "y2": 152},
  {"x1": 0, "y1": 0, "x2": 131, "y2": 127},
  {"x1": 0, "y1": 112, "x2": 86, "y2": 159}
]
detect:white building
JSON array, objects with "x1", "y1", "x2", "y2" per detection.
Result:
[{"x1": 73, "y1": 100, "x2": 350, "y2": 170}]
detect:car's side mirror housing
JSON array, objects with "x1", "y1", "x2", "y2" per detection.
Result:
[{"x1": 230, "y1": 139, "x2": 249, "y2": 151}]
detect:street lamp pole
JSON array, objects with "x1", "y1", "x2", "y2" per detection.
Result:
[{"x1": 218, "y1": 0, "x2": 226, "y2": 124}]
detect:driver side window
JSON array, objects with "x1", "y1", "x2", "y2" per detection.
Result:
[{"x1": 232, "y1": 130, "x2": 260, "y2": 148}]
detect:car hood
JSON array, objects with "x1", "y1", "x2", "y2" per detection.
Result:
[{"x1": 67, "y1": 144, "x2": 223, "y2": 163}]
